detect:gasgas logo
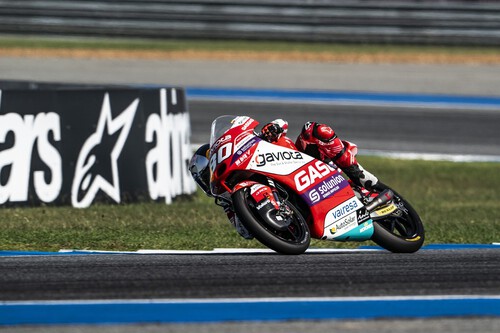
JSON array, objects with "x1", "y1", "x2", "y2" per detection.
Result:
[{"x1": 294, "y1": 161, "x2": 335, "y2": 192}]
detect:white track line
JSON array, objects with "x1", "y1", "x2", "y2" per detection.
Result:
[{"x1": 58, "y1": 248, "x2": 382, "y2": 255}]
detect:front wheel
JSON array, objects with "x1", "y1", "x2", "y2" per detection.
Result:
[
  {"x1": 232, "y1": 188, "x2": 310, "y2": 255},
  {"x1": 371, "y1": 183, "x2": 425, "y2": 253}
]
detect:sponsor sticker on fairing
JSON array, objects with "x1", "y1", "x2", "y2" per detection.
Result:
[
  {"x1": 330, "y1": 197, "x2": 359, "y2": 220},
  {"x1": 255, "y1": 151, "x2": 304, "y2": 167},
  {"x1": 335, "y1": 213, "x2": 357, "y2": 230},
  {"x1": 256, "y1": 199, "x2": 271, "y2": 210},
  {"x1": 248, "y1": 143, "x2": 314, "y2": 175},
  {"x1": 231, "y1": 136, "x2": 260, "y2": 166},
  {"x1": 359, "y1": 222, "x2": 373, "y2": 233},
  {"x1": 302, "y1": 173, "x2": 349, "y2": 206},
  {"x1": 234, "y1": 150, "x2": 252, "y2": 166},
  {"x1": 293, "y1": 160, "x2": 335, "y2": 192},
  {"x1": 212, "y1": 134, "x2": 232, "y2": 151},
  {"x1": 250, "y1": 184, "x2": 267, "y2": 195},
  {"x1": 241, "y1": 118, "x2": 255, "y2": 131},
  {"x1": 356, "y1": 208, "x2": 370, "y2": 224},
  {"x1": 374, "y1": 204, "x2": 397, "y2": 216},
  {"x1": 324, "y1": 197, "x2": 363, "y2": 229},
  {"x1": 329, "y1": 212, "x2": 357, "y2": 235},
  {"x1": 238, "y1": 136, "x2": 259, "y2": 152}
]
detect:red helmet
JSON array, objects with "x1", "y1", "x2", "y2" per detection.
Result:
[{"x1": 296, "y1": 121, "x2": 336, "y2": 150}]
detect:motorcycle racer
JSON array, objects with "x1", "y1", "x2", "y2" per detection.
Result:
[
  {"x1": 261, "y1": 119, "x2": 381, "y2": 191},
  {"x1": 189, "y1": 117, "x2": 381, "y2": 240}
]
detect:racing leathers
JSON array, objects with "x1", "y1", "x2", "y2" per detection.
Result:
[{"x1": 261, "y1": 119, "x2": 380, "y2": 191}]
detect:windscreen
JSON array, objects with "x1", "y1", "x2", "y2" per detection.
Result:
[{"x1": 209, "y1": 115, "x2": 238, "y2": 147}]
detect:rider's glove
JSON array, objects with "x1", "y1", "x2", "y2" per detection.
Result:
[{"x1": 261, "y1": 122, "x2": 284, "y2": 142}]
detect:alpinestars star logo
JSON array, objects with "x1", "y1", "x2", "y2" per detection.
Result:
[{"x1": 71, "y1": 93, "x2": 139, "y2": 208}]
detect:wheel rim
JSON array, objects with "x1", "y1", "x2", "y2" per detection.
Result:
[{"x1": 377, "y1": 196, "x2": 421, "y2": 241}]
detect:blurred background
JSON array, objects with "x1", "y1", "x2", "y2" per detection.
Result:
[
  {"x1": 1, "y1": 0, "x2": 500, "y2": 159},
  {"x1": 2, "y1": 0, "x2": 500, "y2": 45}
]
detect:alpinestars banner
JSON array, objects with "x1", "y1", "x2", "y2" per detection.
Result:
[{"x1": 0, "y1": 88, "x2": 195, "y2": 207}]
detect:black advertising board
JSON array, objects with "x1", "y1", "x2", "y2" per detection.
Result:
[{"x1": 0, "y1": 87, "x2": 195, "y2": 207}]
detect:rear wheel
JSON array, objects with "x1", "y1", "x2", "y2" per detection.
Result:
[
  {"x1": 371, "y1": 184, "x2": 425, "y2": 253},
  {"x1": 232, "y1": 187, "x2": 310, "y2": 255}
]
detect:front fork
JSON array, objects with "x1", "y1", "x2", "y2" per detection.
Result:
[{"x1": 233, "y1": 179, "x2": 291, "y2": 231}]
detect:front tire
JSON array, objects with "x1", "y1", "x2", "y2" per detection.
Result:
[
  {"x1": 371, "y1": 184, "x2": 425, "y2": 253},
  {"x1": 232, "y1": 188, "x2": 310, "y2": 255}
]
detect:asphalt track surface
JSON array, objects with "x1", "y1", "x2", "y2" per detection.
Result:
[
  {"x1": 3, "y1": 57, "x2": 500, "y2": 96},
  {"x1": 1, "y1": 249, "x2": 500, "y2": 332},
  {"x1": 1, "y1": 318, "x2": 499, "y2": 333},
  {"x1": 188, "y1": 100, "x2": 500, "y2": 157},
  {"x1": 1, "y1": 250, "x2": 499, "y2": 301}
]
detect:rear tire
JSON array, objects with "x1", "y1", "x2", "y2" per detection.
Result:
[
  {"x1": 371, "y1": 184, "x2": 425, "y2": 253},
  {"x1": 232, "y1": 188, "x2": 310, "y2": 255}
]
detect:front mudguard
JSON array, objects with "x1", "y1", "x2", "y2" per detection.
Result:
[{"x1": 233, "y1": 181, "x2": 290, "y2": 231}]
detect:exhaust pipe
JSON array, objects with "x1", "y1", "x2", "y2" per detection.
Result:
[{"x1": 365, "y1": 189, "x2": 394, "y2": 212}]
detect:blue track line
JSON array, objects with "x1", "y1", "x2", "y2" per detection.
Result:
[
  {"x1": 0, "y1": 250, "x2": 119, "y2": 257},
  {"x1": 361, "y1": 243, "x2": 500, "y2": 250},
  {"x1": 1, "y1": 296, "x2": 499, "y2": 326},
  {"x1": 186, "y1": 87, "x2": 500, "y2": 109}
]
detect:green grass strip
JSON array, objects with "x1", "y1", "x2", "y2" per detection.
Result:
[{"x1": 0, "y1": 156, "x2": 498, "y2": 252}]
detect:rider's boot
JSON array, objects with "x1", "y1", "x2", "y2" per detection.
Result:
[{"x1": 334, "y1": 147, "x2": 381, "y2": 191}]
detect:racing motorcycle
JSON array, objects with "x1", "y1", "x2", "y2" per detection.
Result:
[{"x1": 208, "y1": 115, "x2": 425, "y2": 254}]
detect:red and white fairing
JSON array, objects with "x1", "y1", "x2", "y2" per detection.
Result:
[{"x1": 209, "y1": 115, "x2": 370, "y2": 241}]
